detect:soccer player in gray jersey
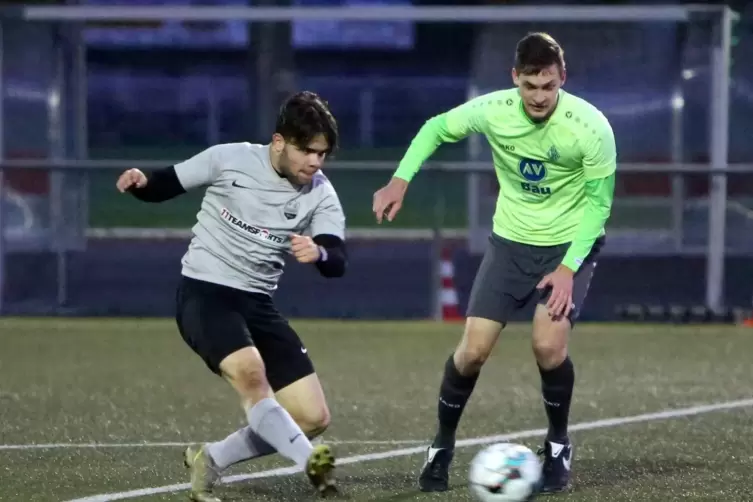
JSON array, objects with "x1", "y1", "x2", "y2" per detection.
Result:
[{"x1": 116, "y1": 91, "x2": 346, "y2": 502}]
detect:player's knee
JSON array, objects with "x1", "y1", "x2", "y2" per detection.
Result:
[
  {"x1": 455, "y1": 342, "x2": 492, "y2": 374},
  {"x1": 220, "y1": 348, "x2": 271, "y2": 399},
  {"x1": 234, "y1": 363, "x2": 268, "y2": 389},
  {"x1": 455, "y1": 321, "x2": 498, "y2": 373},
  {"x1": 531, "y1": 337, "x2": 567, "y2": 369},
  {"x1": 295, "y1": 403, "x2": 331, "y2": 438},
  {"x1": 230, "y1": 365, "x2": 271, "y2": 402}
]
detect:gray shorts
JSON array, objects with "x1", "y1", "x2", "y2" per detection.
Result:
[{"x1": 466, "y1": 233, "x2": 603, "y2": 326}]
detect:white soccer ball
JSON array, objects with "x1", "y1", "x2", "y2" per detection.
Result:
[{"x1": 468, "y1": 442, "x2": 542, "y2": 502}]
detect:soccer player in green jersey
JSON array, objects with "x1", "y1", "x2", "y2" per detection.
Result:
[{"x1": 373, "y1": 32, "x2": 616, "y2": 494}]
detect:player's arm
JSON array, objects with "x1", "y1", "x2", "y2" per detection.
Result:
[
  {"x1": 373, "y1": 95, "x2": 492, "y2": 223},
  {"x1": 118, "y1": 145, "x2": 222, "y2": 202},
  {"x1": 294, "y1": 186, "x2": 347, "y2": 278},
  {"x1": 394, "y1": 96, "x2": 491, "y2": 182},
  {"x1": 312, "y1": 234, "x2": 347, "y2": 278},
  {"x1": 311, "y1": 192, "x2": 347, "y2": 278},
  {"x1": 560, "y1": 119, "x2": 617, "y2": 272}
]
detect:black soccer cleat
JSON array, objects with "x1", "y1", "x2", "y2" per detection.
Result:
[
  {"x1": 537, "y1": 439, "x2": 573, "y2": 494},
  {"x1": 418, "y1": 446, "x2": 454, "y2": 492}
]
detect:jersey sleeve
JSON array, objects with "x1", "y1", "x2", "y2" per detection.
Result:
[
  {"x1": 173, "y1": 144, "x2": 224, "y2": 190},
  {"x1": 394, "y1": 94, "x2": 492, "y2": 182},
  {"x1": 309, "y1": 184, "x2": 346, "y2": 240},
  {"x1": 581, "y1": 114, "x2": 617, "y2": 180},
  {"x1": 561, "y1": 173, "x2": 615, "y2": 272}
]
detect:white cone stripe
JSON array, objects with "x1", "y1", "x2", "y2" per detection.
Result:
[
  {"x1": 441, "y1": 288, "x2": 458, "y2": 305},
  {"x1": 440, "y1": 260, "x2": 454, "y2": 277}
]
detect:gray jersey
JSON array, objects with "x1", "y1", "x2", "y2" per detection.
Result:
[{"x1": 173, "y1": 142, "x2": 346, "y2": 295}]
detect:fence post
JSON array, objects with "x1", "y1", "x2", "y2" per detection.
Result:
[
  {"x1": 0, "y1": 22, "x2": 5, "y2": 315},
  {"x1": 706, "y1": 6, "x2": 733, "y2": 312},
  {"x1": 430, "y1": 163, "x2": 445, "y2": 321}
]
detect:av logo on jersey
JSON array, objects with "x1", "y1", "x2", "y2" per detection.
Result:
[
  {"x1": 518, "y1": 158, "x2": 551, "y2": 196},
  {"x1": 283, "y1": 200, "x2": 299, "y2": 220},
  {"x1": 519, "y1": 158, "x2": 547, "y2": 182}
]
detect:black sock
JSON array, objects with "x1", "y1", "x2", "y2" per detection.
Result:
[
  {"x1": 433, "y1": 355, "x2": 480, "y2": 449},
  {"x1": 538, "y1": 356, "x2": 575, "y2": 443}
]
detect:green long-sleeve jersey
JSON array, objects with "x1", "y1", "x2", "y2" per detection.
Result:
[{"x1": 394, "y1": 88, "x2": 616, "y2": 272}]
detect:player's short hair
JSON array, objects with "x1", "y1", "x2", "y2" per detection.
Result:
[
  {"x1": 514, "y1": 32, "x2": 565, "y2": 76},
  {"x1": 275, "y1": 91, "x2": 338, "y2": 154}
]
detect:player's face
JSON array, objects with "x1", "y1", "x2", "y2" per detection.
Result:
[
  {"x1": 512, "y1": 64, "x2": 565, "y2": 121},
  {"x1": 277, "y1": 134, "x2": 329, "y2": 185}
]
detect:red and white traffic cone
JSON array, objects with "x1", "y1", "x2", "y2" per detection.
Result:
[
  {"x1": 744, "y1": 305, "x2": 753, "y2": 327},
  {"x1": 745, "y1": 295, "x2": 753, "y2": 327},
  {"x1": 440, "y1": 247, "x2": 463, "y2": 322}
]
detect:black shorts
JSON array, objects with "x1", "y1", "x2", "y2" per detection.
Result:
[
  {"x1": 466, "y1": 234, "x2": 603, "y2": 326},
  {"x1": 175, "y1": 276, "x2": 315, "y2": 392}
]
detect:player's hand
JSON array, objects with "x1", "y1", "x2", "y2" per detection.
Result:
[
  {"x1": 116, "y1": 168, "x2": 148, "y2": 193},
  {"x1": 537, "y1": 265, "x2": 575, "y2": 320},
  {"x1": 290, "y1": 234, "x2": 321, "y2": 264},
  {"x1": 372, "y1": 177, "x2": 408, "y2": 224}
]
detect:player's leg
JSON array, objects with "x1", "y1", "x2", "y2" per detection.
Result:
[
  {"x1": 257, "y1": 318, "x2": 337, "y2": 495},
  {"x1": 419, "y1": 236, "x2": 521, "y2": 492},
  {"x1": 176, "y1": 278, "x2": 259, "y2": 502},
  {"x1": 248, "y1": 313, "x2": 336, "y2": 495},
  {"x1": 176, "y1": 278, "x2": 325, "y2": 501},
  {"x1": 531, "y1": 258, "x2": 598, "y2": 494},
  {"x1": 530, "y1": 304, "x2": 574, "y2": 495},
  {"x1": 203, "y1": 295, "x2": 336, "y2": 495},
  {"x1": 274, "y1": 373, "x2": 330, "y2": 438},
  {"x1": 204, "y1": 374, "x2": 330, "y2": 470},
  {"x1": 418, "y1": 316, "x2": 503, "y2": 493}
]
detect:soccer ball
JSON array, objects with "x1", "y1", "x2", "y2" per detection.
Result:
[{"x1": 468, "y1": 442, "x2": 542, "y2": 502}]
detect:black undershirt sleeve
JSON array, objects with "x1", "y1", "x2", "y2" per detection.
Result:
[
  {"x1": 128, "y1": 166, "x2": 186, "y2": 203},
  {"x1": 312, "y1": 234, "x2": 347, "y2": 278}
]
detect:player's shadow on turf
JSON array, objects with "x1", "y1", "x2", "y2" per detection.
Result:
[
  {"x1": 252, "y1": 472, "x2": 453, "y2": 501},
  {"x1": 221, "y1": 472, "x2": 459, "y2": 500},
  {"x1": 222, "y1": 478, "x2": 316, "y2": 501},
  {"x1": 338, "y1": 472, "x2": 466, "y2": 501},
  {"x1": 574, "y1": 457, "x2": 705, "y2": 490},
  {"x1": 319, "y1": 472, "x2": 423, "y2": 500},
  {"x1": 228, "y1": 475, "x2": 415, "y2": 501}
]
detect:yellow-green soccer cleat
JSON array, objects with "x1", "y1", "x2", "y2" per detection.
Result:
[
  {"x1": 306, "y1": 443, "x2": 337, "y2": 496},
  {"x1": 183, "y1": 445, "x2": 222, "y2": 502}
]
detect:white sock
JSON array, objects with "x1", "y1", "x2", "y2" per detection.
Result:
[
  {"x1": 246, "y1": 397, "x2": 313, "y2": 467},
  {"x1": 206, "y1": 426, "x2": 277, "y2": 471}
]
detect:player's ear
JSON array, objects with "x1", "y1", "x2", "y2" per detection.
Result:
[
  {"x1": 271, "y1": 133, "x2": 286, "y2": 154},
  {"x1": 560, "y1": 68, "x2": 567, "y2": 86},
  {"x1": 511, "y1": 68, "x2": 519, "y2": 86}
]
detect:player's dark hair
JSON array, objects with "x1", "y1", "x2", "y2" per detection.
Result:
[
  {"x1": 514, "y1": 32, "x2": 565, "y2": 76},
  {"x1": 275, "y1": 91, "x2": 338, "y2": 155}
]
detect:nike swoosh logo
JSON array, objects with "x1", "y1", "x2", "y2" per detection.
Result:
[
  {"x1": 301, "y1": 347, "x2": 308, "y2": 354},
  {"x1": 232, "y1": 180, "x2": 253, "y2": 189},
  {"x1": 549, "y1": 442, "x2": 564, "y2": 458},
  {"x1": 426, "y1": 447, "x2": 442, "y2": 464},
  {"x1": 562, "y1": 452, "x2": 571, "y2": 471},
  {"x1": 289, "y1": 433, "x2": 302, "y2": 443},
  {"x1": 560, "y1": 446, "x2": 572, "y2": 471}
]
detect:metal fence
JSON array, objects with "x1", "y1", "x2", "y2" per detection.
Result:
[
  {"x1": 1, "y1": 159, "x2": 752, "y2": 319},
  {"x1": 0, "y1": 4, "x2": 748, "y2": 319}
]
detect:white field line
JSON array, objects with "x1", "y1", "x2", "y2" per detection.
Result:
[
  {"x1": 62, "y1": 398, "x2": 753, "y2": 502},
  {"x1": 0, "y1": 439, "x2": 423, "y2": 451}
]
